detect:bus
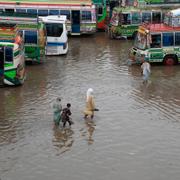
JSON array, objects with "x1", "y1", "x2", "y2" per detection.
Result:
[
  {"x1": 40, "y1": 15, "x2": 68, "y2": 55},
  {"x1": 129, "y1": 8, "x2": 180, "y2": 66},
  {"x1": 0, "y1": 12, "x2": 46, "y2": 63},
  {"x1": 0, "y1": 24, "x2": 26, "y2": 86},
  {"x1": 109, "y1": 6, "x2": 171, "y2": 39},
  {"x1": 93, "y1": 0, "x2": 107, "y2": 30},
  {"x1": 0, "y1": 0, "x2": 96, "y2": 35}
]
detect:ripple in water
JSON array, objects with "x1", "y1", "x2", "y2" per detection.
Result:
[{"x1": 1, "y1": 33, "x2": 180, "y2": 180}]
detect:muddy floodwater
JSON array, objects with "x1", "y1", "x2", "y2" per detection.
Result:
[{"x1": 0, "y1": 33, "x2": 180, "y2": 180}]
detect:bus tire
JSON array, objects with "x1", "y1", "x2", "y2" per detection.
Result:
[
  {"x1": 163, "y1": 56, "x2": 177, "y2": 66},
  {"x1": 109, "y1": 30, "x2": 112, "y2": 39},
  {"x1": 132, "y1": 31, "x2": 137, "y2": 39},
  {"x1": 110, "y1": 31, "x2": 115, "y2": 39}
]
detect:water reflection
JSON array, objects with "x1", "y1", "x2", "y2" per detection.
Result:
[
  {"x1": 0, "y1": 86, "x2": 24, "y2": 145},
  {"x1": 52, "y1": 127, "x2": 74, "y2": 155},
  {"x1": 0, "y1": 64, "x2": 50, "y2": 146},
  {"x1": 80, "y1": 119, "x2": 96, "y2": 145}
]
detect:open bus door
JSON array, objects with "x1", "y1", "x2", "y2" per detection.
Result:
[
  {"x1": 71, "y1": 10, "x2": 80, "y2": 35},
  {"x1": 0, "y1": 47, "x2": 4, "y2": 86}
]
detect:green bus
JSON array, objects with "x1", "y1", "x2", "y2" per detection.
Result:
[
  {"x1": 129, "y1": 8, "x2": 180, "y2": 66},
  {"x1": 0, "y1": 24, "x2": 26, "y2": 86},
  {"x1": 109, "y1": 6, "x2": 172, "y2": 39},
  {"x1": 0, "y1": 12, "x2": 46, "y2": 63}
]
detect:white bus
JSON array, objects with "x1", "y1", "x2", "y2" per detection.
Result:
[{"x1": 40, "y1": 15, "x2": 68, "y2": 55}]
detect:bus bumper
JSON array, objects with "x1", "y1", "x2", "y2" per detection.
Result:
[{"x1": 45, "y1": 43, "x2": 68, "y2": 55}]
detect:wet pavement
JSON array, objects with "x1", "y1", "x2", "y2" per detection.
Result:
[{"x1": 0, "y1": 32, "x2": 180, "y2": 180}]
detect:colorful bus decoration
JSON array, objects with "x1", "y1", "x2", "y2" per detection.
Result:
[
  {"x1": 109, "y1": 6, "x2": 171, "y2": 39},
  {"x1": 0, "y1": 12, "x2": 46, "y2": 63},
  {"x1": 0, "y1": 0, "x2": 96, "y2": 35},
  {"x1": 0, "y1": 24, "x2": 26, "y2": 86},
  {"x1": 129, "y1": 9, "x2": 180, "y2": 65},
  {"x1": 93, "y1": 0, "x2": 107, "y2": 30}
]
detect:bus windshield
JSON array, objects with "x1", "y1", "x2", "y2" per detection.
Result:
[
  {"x1": 134, "y1": 32, "x2": 147, "y2": 50},
  {"x1": 46, "y1": 23, "x2": 63, "y2": 37},
  {"x1": 120, "y1": 13, "x2": 131, "y2": 25}
]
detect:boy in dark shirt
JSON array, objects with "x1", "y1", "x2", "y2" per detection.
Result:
[{"x1": 61, "y1": 103, "x2": 73, "y2": 127}]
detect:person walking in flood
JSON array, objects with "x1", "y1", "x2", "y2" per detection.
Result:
[
  {"x1": 53, "y1": 97, "x2": 62, "y2": 126},
  {"x1": 141, "y1": 57, "x2": 151, "y2": 84},
  {"x1": 84, "y1": 88, "x2": 97, "y2": 119},
  {"x1": 61, "y1": 103, "x2": 73, "y2": 128}
]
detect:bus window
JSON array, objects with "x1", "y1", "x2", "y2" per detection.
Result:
[
  {"x1": 0, "y1": 9, "x2": 3, "y2": 12},
  {"x1": 16, "y1": 9, "x2": 26, "y2": 13},
  {"x1": 60, "y1": 10, "x2": 70, "y2": 20},
  {"x1": 27, "y1": 9, "x2": 37, "y2": 15},
  {"x1": 121, "y1": 13, "x2": 131, "y2": 25},
  {"x1": 24, "y1": 31, "x2": 38, "y2": 44},
  {"x1": 46, "y1": 23, "x2": 63, "y2": 37},
  {"x1": 132, "y1": 12, "x2": 141, "y2": 24},
  {"x1": 82, "y1": 11, "x2": 92, "y2": 21},
  {"x1": 164, "y1": 14, "x2": 170, "y2": 25},
  {"x1": 152, "y1": 12, "x2": 161, "y2": 23},
  {"x1": 163, "y1": 33, "x2": 174, "y2": 46},
  {"x1": 38, "y1": 9, "x2": 48, "y2": 16},
  {"x1": 5, "y1": 9, "x2": 14, "y2": 13},
  {"x1": 49, "y1": 10, "x2": 60, "y2": 15},
  {"x1": 97, "y1": 6, "x2": 103, "y2": 16},
  {"x1": 142, "y1": 12, "x2": 151, "y2": 23},
  {"x1": 19, "y1": 30, "x2": 24, "y2": 37},
  {"x1": 5, "y1": 46, "x2": 13, "y2": 63},
  {"x1": 126, "y1": 0, "x2": 134, "y2": 6},
  {"x1": 175, "y1": 32, "x2": 180, "y2": 46},
  {"x1": 172, "y1": 18, "x2": 180, "y2": 27},
  {"x1": 150, "y1": 34, "x2": 161, "y2": 48}
]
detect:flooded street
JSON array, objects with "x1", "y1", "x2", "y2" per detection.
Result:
[{"x1": 0, "y1": 32, "x2": 180, "y2": 180}]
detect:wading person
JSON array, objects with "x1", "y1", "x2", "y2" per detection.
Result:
[
  {"x1": 53, "y1": 97, "x2": 62, "y2": 126},
  {"x1": 62, "y1": 103, "x2": 73, "y2": 128},
  {"x1": 84, "y1": 88, "x2": 98, "y2": 119},
  {"x1": 141, "y1": 57, "x2": 151, "y2": 84}
]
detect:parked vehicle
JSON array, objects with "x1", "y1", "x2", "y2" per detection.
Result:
[
  {"x1": 40, "y1": 15, "x2": 68, "y2": 55},
  {"x1": 0, "y1": 12, "x2": 46, "y2": 63},
  {"x1": 109, "y1": 6, "x2": 167, "y2": 39},
  {"x1": 0, "y1": 24, "x2": 26, "y2": 86},
  {"x1": 129, "y1": 8, "x2": 180, "y2": 65}
]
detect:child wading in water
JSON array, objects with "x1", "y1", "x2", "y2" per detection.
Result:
[
  {"x1": 141, "y1": 57, "x2": 151, "y2": 84},
  {"x1": 61, "y1": 103, "x2": 73, "y2": 128}
]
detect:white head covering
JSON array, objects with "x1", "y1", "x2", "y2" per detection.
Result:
[{"x1": 86, "y1": 88, "x2": 93, "y2": 102}]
